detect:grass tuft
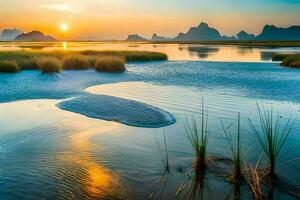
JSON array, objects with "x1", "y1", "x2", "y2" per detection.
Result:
[
  {"x1": 246, "y1": 159, "x2": 264, "y2": 200},
  {"x1": 248, "y1": 104, "x2": 294, "y2": 178},
  {"x1": 62, "y1": 55, "x2": 90, "y2": 70},
  {"x1": 272, "y1": 53, "x2": 300, "y2": 68},
  {"x1": 0, "y1": 60, "x2": 20, "y2": 73},
  {"x1": 81, "y1": 50, "x2": 168, "y2": 62},
  {"x1": 185, "y1": 100, "x2": 208, "y2": 171},
  {"x1": 94, "y1": 56, "x2": 125, "y2": 72},
  {"x1": 17, "y1": 59, "x2": 38, "y2": 70},
  {"x1": 37, "y1": 57, "x2": 61, "y2": 74},
  {"x1": 220, "y1": 112, "x2": 243, "y2": 186}
]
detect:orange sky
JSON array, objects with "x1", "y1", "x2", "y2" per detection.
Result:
[{"x1": 1, "y1": 0, "x2": 300, "y2": 40}]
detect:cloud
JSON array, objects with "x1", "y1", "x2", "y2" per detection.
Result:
[{"x1": 40, "y1": 3, "x2": 86, "y2": 13}]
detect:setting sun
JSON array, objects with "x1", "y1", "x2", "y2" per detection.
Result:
[{"x1": 59, "y1": 23, "x2": 69, "y2": 32}]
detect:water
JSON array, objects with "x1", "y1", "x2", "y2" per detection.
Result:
[
  {"x1": 1, "y1": 43, "x2": 300, "y2": 199},
  {"x1": 1, "y1": 41, "x2": 300, "y2": 62}
]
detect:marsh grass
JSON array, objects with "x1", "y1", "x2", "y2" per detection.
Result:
[
  {"x1": 17, "y1": 59, "x2": 38, "y2": 70},
  {"x1": 155, "y1": 130, "x2": 170, "y2": 173},
  {"x1": 221, "y1": 113, "x2": 243, "y2": 189},
  {"x1": 62, "y1": 55, "x2": 90, "y2": 70},
  {"x1": 81, "y1": 50, "x2": 168, "y2": 61},
  {"x1": 0, "y1": 50, "x2": 167, "y2": 73},
  {"x1": 37, "y1": 57, "x2": 61, "y2": 73},
  {"x1": 248, "y1": 104, "x2": 295, "y2": 178},
  {"x1": 94, "y1": 56, "x2": 125, "y2": 72},
  {"x1": 246, "y1": 159, "x2": 264, "y2": 200},
  {"x1": 272, "y1": 53, "x2": 300, "y2": 68},
  {"x1": 0, "y1": 60, "x2": 19, "y2": 73},
  {"x1": 185, "y1": 101, "x2": 208, "y2": 171}
]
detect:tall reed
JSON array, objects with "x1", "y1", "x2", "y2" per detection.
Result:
[
  {"x1": 185, "y1": 101, "x2": 208, "y2": 171},
  {"x1": 155, "y1": 130, "x2": 170, "y2": 172},
  {"x1": 248, "y1": 104, "x2": 294, "y2": 177},
  {"x1": 221, "y1": 113, "x2": 243, "y2": 186}
]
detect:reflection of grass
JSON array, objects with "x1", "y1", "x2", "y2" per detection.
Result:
[
  {"x1": 37, "y1": 57, "x2": 61, "y2": 73},
  {"x1": 0, "y1": 60, "x2": 19, "y2": 73},
  {"x1": 176, "y1": 167, "x2": 208, "y2": 200},
  {"x1": 221, "y1": 113, "x2": 243, "y2": 188},
  {"x1": 155, "y1": 130, "x2": 170, "y2": 173},
  {"x1": 248, "y1": 104, "x2": 294, "y2": 178},
  {"x1": 0, "y1": 50, "x2": 167, "y2": 73}
]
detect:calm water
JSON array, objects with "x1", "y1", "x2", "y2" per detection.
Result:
[
  {"x1": 1, "y1": 43, "x2": 300, "y2": 199},
  {"x1": 1, "y1": 41, "x2": 300, "y2": 62}
]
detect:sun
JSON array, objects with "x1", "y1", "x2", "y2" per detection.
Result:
[{"x1": 59, "y1": 23, "x2": 69, "y2": 32}]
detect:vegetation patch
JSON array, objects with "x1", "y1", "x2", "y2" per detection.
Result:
[
  {"x1": 94, "y1": 56, "x2": 125, "y2": 72},
  {"x1": 81, "y1": 50, "x2": 168, "y2": 61},
  {"x1": 0, "y1": 50, "x2": 167, "y2": 73},
  {"x1": 272, "y1": 53, "x2": 300, "y2": 68},
  {"x1": 62, "y1": 55, "x2": 90, "y2": 70},
  {"x1": 37, "y1": 57, "x2": 61, "y2": 73},
  {"x1": 0, "y1": 60, "x2": 19, "y2": 73}
]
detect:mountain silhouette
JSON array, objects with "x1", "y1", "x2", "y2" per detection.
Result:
[
  {"x1": 126, "y1": 34, "x2": 148, "y2": 41},
  {"x1": 151, "y1": 33, "x2": 171, "y2": 41},
  {"x1": 0, "y1": 28, "x2": 23, "y2": 41},
  {"x1": 237, "y1": 31, "x2": 255, "y2": 40},
  {"x1": 126, "y1": 22, "x2": 300, "y2": 42},
  {"x1": 15, "y1": 31, "x2": 57, "y2": 42},
  {"x1": 173, "y1": 22, "x2": 223, "y2": 41},
  {"x1": 256, "y1": 24, "x2": 300, "y2": 41}
]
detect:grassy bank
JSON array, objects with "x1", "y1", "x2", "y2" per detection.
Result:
[
  {"x1": 272, "y1": 53, "x2": 300, "y2": 68},
  {"x1": 0, "y1": 50, "x2": 167, "y2": 73}
]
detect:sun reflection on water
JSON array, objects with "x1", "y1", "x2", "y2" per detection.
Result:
[
  {"x1": 63, "y1": 123, "x2": 125, "y2": 198},
  {"x1": 62, "y1": 42, "x2": 68, "y2": 50}
]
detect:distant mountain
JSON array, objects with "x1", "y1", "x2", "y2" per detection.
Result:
[
  {"x1": 222, "y1": 35, "x2": 237, "y2": 41},
  {"x1": 151, "y1": 33, "x2": 171, "y2": 41},
  {"x1": 237, "y1": 31, "x2": 255, "y2": 40},
  {"x1": 126, "y1": 22, "x2": 300, "y2": 42},
  {"x1": 0, "y1": 28, "x2": 23, "y2": 41},
  {"x1": 173, "y1": 22, "x2": 223, "y2": 41},
  {"x1": 126, "y1": 34, "x2": 148, "y2": 41},
  {"x1": 256, "y1": 25, "x2": 300, "y2": 41},
  {"x1": 15, "y1": 31, "x2": 57, "y2": 42}
]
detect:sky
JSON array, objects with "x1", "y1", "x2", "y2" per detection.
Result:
[{"x1": 0, "y1": 0, "x2": 300, "y2": 40}]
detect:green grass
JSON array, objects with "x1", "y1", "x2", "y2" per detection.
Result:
[
  {"x1": 185, "y1": 101, "x2": 209, "y2": 171},
  {"x1": 248, "y1": 104, "x2": 294, "y2": 178},
  {"x1": 94, "y1": 56, "x2": 125, "y2": 72},
  {"x1": 220, "y1": 112, "x2": 243, "y2": 186},
  {"x1": 81, "y1": 50, "x2": 168, "y2": 61},
  {"x1": 37, "y1": 57, "x2": 61, "y2": 74},
  {"x1": 62, "y1": 55, "x2": 90, "y2": 70},
  {"x1": 0, "y1": 60, "x2": 19, "y2": 73},
  {"x1": 272, "y1": 53, "x2": 300, "y2": 68},
  {"x1": 0, "y1": 50, "x2": 167, "y2": 73}
]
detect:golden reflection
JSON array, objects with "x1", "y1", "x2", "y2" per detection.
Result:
[
  {"x1": 62, "y1": 42, "x2": 68, "y2": 50},
  {"x1": 59, "y1": 119, "x2": 126, "y2": 198}
]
